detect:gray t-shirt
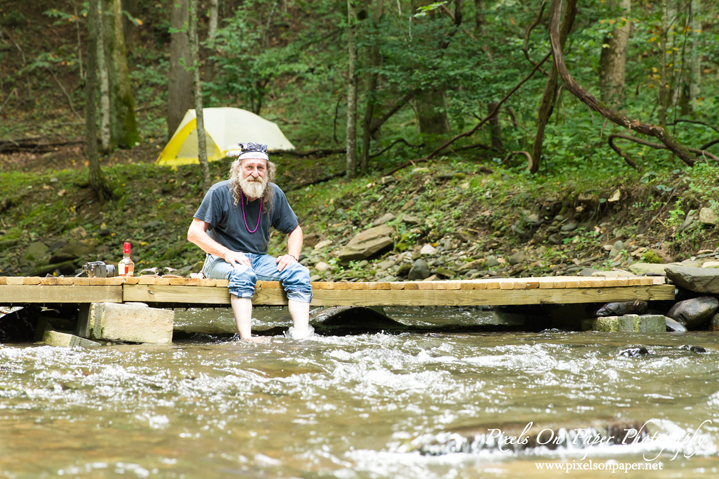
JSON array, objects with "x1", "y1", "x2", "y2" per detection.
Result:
[{"x1": 194, "y1": 181, "x2": 299, "y2": 255}]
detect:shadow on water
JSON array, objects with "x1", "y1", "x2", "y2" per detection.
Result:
[{"x1": 176, "y1": 305, "x2": 540, "y2": 340}]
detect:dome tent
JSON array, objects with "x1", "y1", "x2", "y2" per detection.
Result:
[{"x1": 156, "y1": 107, "x2": 295, "y2": 166}]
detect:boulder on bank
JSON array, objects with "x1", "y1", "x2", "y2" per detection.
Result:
[
  {"x1": 336, "y1": 225, "x2": 394, "y2": 263},
  {"x1": 595, "y1": 301, "x2": 648, "y2": 317},
  {"x1": 665, "y1": 266, "x2": 719, "y2": 294},
  {"x1": 408, "y1": 259, "x2": 430, "y2": 280},
  {"x1": 629, "y1": 263, "x2": 672, "y2": 276},
  {"x1": 699, "y1": 207, "x2": 718, "y2": 226},
  {"x1": 667, "y1": 297, "x2": 719, "y2": 330},
  {"x1": 582, "y1": 314, "x2": 666, "y2": 332}
]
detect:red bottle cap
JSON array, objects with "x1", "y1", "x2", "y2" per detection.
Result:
[{"x1": 124, "y1": 242, "x2": 131, "y2": 254}]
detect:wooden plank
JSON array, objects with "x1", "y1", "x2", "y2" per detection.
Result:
[
  {"x1": 216, "y1": 280, "x2": 229, "y2": 287},
  {"x1": 138, "y1": 276, "x2": 159, "y2": 285},
  {"x1": 6, "y1": 277, "x2": 23, "y2": 285},
  {"x1": 0, "y1": 285, "x2": 123, "y2": 304},
  {"x1": 257, "y1": 281, "x2": 281, "y2": 289},
  {"x1": 0, "y1": 277, "x2": 6, "y2": 285},
  {"x1": 578, "y1": 278, "x2": 603, "y2": 288},
  {"x1": 200, "y1": 278, "x2": 217, "y2": 287},
  {"x1": 389, "y1": 282, "x2": 405, "y2": 290},
  {"x1": 121, "y1": 283, "x2": 675, "y2": 306},
  {"x1": 123, "y1": 284, "x2": 231, "y2": 304},
  {"x1": 23, "y1": 277, "x2": 41, "y2": 285},
  {"x1": 404, "y1": 282, "x2": 419, "y2": 290},
  {"x1": 74, "y1": 278, "x2": 90, "y2": 286},
  {"x1": 499, "y1": 280, "x2": 515, "y2": 290},
  {"x1": 564, "y1": 279, "x2": 580, "y2": 288},
  {"x1": 40, "y1": 277, "x2": 58, "y2": 285}
]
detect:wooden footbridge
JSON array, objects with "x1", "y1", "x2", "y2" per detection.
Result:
[{"x1": 0, "y1": 275, "x2": 674, "y2": 307}]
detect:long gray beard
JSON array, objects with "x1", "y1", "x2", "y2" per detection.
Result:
[{"x1": 239, "y1": 176, "x2": 267, "y2": 200}]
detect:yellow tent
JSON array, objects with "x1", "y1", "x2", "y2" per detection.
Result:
[{"x1": 156, "y1": 107, "x2": 295, "y2": 166}]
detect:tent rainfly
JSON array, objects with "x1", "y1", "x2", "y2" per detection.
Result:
[{"x1": 156, "y1": 107, "x2": 295, "y2": 166}]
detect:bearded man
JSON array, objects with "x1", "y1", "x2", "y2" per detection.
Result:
[{"x1": 187, "y1": 143, "x2": 312, "y2": 341}]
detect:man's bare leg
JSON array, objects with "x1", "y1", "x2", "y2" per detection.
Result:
[
  {"x1": 288, "y1": 299, "x2": 310, "y2": 338},
  {"x1": 230, "y1": 295, "x2": 253, "y2": 339}
]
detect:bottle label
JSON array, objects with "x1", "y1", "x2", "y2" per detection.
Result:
[{"x1": 119, "y1": 264, "x2": 126, "y2": 276}]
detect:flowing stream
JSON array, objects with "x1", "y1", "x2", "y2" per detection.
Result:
[{"x1": 1, "y1": 307, "x2": 718, "y2": 478}]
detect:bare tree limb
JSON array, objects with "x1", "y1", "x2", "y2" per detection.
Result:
[
  {"x1": 46, "y1": 68, "x2": 83, "y2": 121},
  {"x1": 0, "y1": 88, "x2": 17, "y2": 116},
  {"x1": 669, "y1": 119, "x2": 719, "y2": 135},
  {"x1": 370, "y1": 138, "x2": 424, "y2": 159},
  {"x1": 369, "y1": 88, "x2": 420, "y2": 135},
  {"x1": 502, "y1": 150, "x2": 532, "y2": 168},
  {"x1": 701, "y1": 138, "x2": 719, "y2": 151},
  {"x1": 452, "y1": 142, "x2": 500, "y2": 153},
  {"x1": 548, "y1": 0, "x2": 697, "y2": 166},
  {"x1": 425, "y1": 51, "x2": 552, "y2": 160},
  {"x1": 274, "y1": 148, "x2": 346, "y2": 158},
  {"x1": 607, "y1": 134, "x2": 640, "y2": 169},
  {"x1": 608, "y1": 133, "x2": 719, "y2": 169}
]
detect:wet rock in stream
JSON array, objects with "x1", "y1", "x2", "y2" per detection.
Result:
[
  {"x1": 595, "y1": 301, "x2": 648, "y2": 317},
  {"x1": 618, "y1": 346, "x2": 650, "y2": 357}
]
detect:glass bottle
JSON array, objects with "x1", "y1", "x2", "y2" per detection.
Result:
[{"x1": 118, "y1": 242, "x2": 135, "y2": 277}]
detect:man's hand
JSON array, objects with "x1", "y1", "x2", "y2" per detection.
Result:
[
  {"x1": 224, "y1": 250, "x2": 251, "y2": 268},
  {"x1": 276, "y1": 254, "x2": 298, "y2": 272}
]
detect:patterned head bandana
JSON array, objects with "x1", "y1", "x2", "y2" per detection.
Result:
[{"x1": 236, "y1": 142, "x2": 269, "y2": 161}]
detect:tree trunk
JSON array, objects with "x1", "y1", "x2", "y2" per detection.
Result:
[
  {"x1": 122, "y1": 0, "x2": 139, "y2": 46},
  {"x1": 530, "y1": 0, "x2": 575, "y2": 173},
  {"x1": 86, "y1": 0, "x2": 111, "y2": 201},
  {"x1": 105, "y1": 0, "x2": 140, "y2": 149},
  {"x1": 474, "y1": 0, "x2": 486, "y2": 34},
  {"x1": 189, "y1": 0, "x2": 211, "y2": 191},
  {"x1": 689, "y1": 0, "x2": 701, "y2": 113},
  {"x1": 657, "y1": 0, "x2": 669, "y2": 128},
  {"x1": 97, "y1": 1, "x2": 111, "y2": 154},
  {"x1": 488, "y1": 101, "x2": 503, "y2": 150},
  {"x1": 205, "y1": 0, "x2": 219, "y2": 81},
  {"x1": 168, "y1": 0, "x2": 194, "y2": 138},
  {"x1": 599, "y1": 0, "x2": 631, "y2": 107},
  {"x1": 361, "y1": 0, "x2": 383, "y2": 174},
  {"x1": 412, "y1": 0, "x2": 450, "y2": 137},
  {"x1": 346, "y1": 0, "x2": 359, "y2": 178},
  {"x1": 548, "y1": 0, "x2": 696, "y2": 166}
]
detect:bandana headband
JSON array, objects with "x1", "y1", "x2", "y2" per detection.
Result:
[{"x1": 238, "y1": 151, "x2": 269, "y2": 161}]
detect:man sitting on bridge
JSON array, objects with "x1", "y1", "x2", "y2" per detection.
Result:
[{"x1": 187, "y1": 142, "x2": 312, "y2": 341}]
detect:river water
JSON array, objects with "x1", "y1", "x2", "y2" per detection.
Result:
[{"x1": 1, "y1": 307, "x2": 718, "y2": 478}]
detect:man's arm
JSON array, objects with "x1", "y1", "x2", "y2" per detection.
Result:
[
  {"x1": 276, "y1": 225, "x2": 303, "y2": 271},
  {"x1": 187, "y1": 218, "x2": 251, "y2": 267}
]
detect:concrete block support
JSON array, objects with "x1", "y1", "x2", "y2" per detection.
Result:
[
  {"x1": 582, "y1": 314, "x2": 667, "y2": 333},
  {"x1": 42, "y1": 329, "x2": 101, "y2": 348},
  {"x1": 77, "y1": 302, "x2": 173, "y2": 344}
]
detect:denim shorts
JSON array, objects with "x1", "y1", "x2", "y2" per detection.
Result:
[{"x1": 203, "y1": 253, "x2": 313, "y2": 303}]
